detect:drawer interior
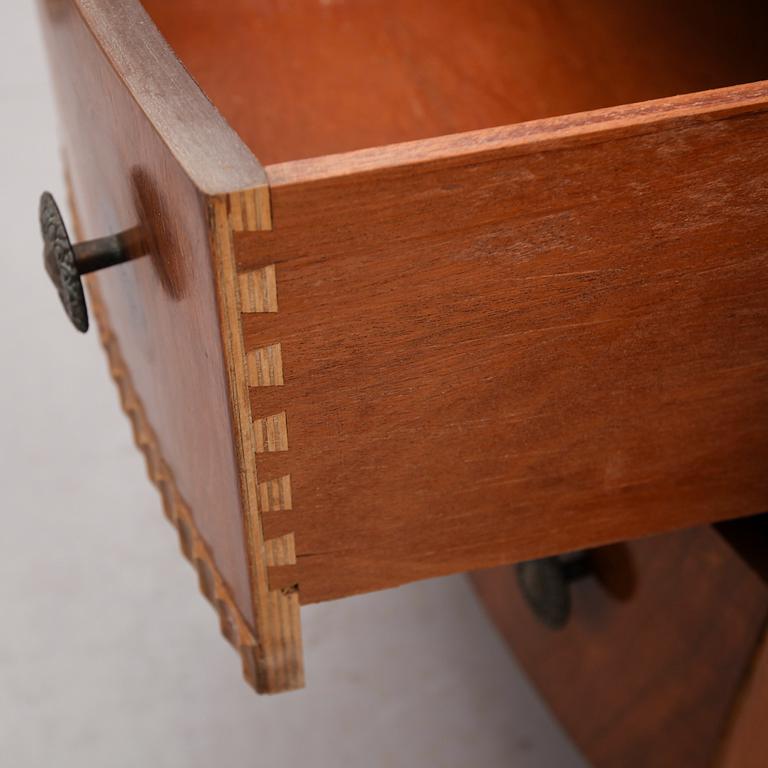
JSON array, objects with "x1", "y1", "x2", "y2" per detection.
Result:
[{"x1": 143, "y1": 0, "x2": 768, "y2": 165}]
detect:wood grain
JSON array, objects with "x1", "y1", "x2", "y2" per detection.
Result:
[
  {"x1": 42, "y1": 0, "x2": 768, "y2": 695},
  {"x1": 209, "y1": 189, "x2": 303, "y2": 691},
  {"x1": 239, "y1": 83, "x2": 768, "y2": 603},
  {"x1": 87, "y1": 279, "x2": 264, "y2": 687},
  {"x1": 142, "y1": 0, "x2": 768, "y2": 165},
  {"x1": 471, "y1": 526, "x2": 768, "y2": 768},
  {"x1": 39, "y1": 0, "x2": 302, "y2": 691}
]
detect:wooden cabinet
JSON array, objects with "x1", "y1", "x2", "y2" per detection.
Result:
[
  {"x1": 472, "y1": 522, "x2": 768, "y2": 767},
  {"x1": 38, "y1": 0, "x2": 768, "y2": 696}
]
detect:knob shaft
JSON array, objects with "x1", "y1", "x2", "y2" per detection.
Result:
[
  {"x1": 39, "y1": 192, "x2": 132, "y2": 332},
  {"x1": 516, "y1": 551, "x2": 591, "y2": 629}
]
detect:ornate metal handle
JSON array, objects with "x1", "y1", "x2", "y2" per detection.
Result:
[
  {"x1": 516, "y1": 551, "x2": 591, "y2": 630},
  {"x1": 39, "y1": 192, "x2": 132, "y2": 332}
]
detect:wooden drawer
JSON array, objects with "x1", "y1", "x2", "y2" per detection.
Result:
[
  {"x1": 472, "y1": 523, "x2": 768, "y2": 767},
  {"x1": 37, "y1": 0, "x2": 768, "y2": 692}
]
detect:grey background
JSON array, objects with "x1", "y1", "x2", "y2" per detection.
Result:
[{"x1": 0, "y1": 4, "x2": 585, "y2": 766}]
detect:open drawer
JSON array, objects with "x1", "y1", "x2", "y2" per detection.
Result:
[{"x1": 38, "y1": 0, "x2": 768, "y2": 692}]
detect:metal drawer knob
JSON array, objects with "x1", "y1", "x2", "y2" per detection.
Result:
[
  {"x1": 516, "y1": 551, "x2": 591, "y2": 630},
  {"x1": 39, "y1": 192, "x2": 133, "y2": 332}
]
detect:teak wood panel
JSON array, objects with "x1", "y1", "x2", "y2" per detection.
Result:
[
  {"x1": 41, "y1": 0, "x2": 768, "y2": 694},
  {"x1": 86, "y1": 279, "x2": 266, "y2": 683},
  {"x1": 471, "y1": 526, "x2": 768, "y2": 768},
  {"x1": 236, "y1": 83, "x2": 768, "y2": 604},
  {"x1": 38, "y1": 0, "x2": 303, "y2": 691},
  {"x1": 142, "y1": 0, "x2": 768, "y2": 165}
]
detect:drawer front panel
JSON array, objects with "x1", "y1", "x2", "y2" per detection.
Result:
[{"x1": 37, "y1": 0, "x2": 304, "y2": 691}]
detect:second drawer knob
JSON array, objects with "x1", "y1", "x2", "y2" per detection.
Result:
[{"x1": 516, "y1": 551, "x2": 592, "y2": 630}]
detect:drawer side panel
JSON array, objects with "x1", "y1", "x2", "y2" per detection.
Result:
[{"x1": 244, "y1": 84, "x2": 768, "y2": 602}]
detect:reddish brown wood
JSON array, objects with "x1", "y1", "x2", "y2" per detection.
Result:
[
  {"x1": 36, "y1": 0, "x2": 308, "y2": 691},
  {"x1": 471, "y1": 527, "x2": 768, "y2": 768},
  {"x1": 39, "y1": 0, "x2": 261, "y2": 616},
  {"x1": 40, "y1": 0, "x2": 768, "y2": 695},
  {"x1": 142, "y1": 0, "x2": 768, "y2": 165},
  {"x1": 230, "y1": 84, "x2": 768, "y2": 604}
]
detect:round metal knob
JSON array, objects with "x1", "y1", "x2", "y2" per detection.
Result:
[
  {"x1": 516, "y1": 551, "x2": 591, "y2": 630},
  {"x1": 39, "y1": 192, "x2": 131, "y2": 332}
]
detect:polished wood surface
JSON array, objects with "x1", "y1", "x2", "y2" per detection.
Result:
[
  {"x1": 143, "y1": 0, "x2": 768, "y2": 164},
  {"x1": 39, "y1": 0, "x2": 257, "y2": 619},
  {"x1": 38, "y1": 0, "x2": 303, "y2": 691},
  {"x1": 209, "y1": 189, "x2": 304, "y2": 690},
  {"x1": 471, "y1": 526, "x2": 768, "y2": 768},
  {"x1": 236, "y1": 83, "x2": 768, "y2": 603},
  {"x1": 87, "y1": 280, "x2": 265, "y2": 685},
  {"x1": 41, "y1": 0, "x2": 768, "y2": 694}
]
